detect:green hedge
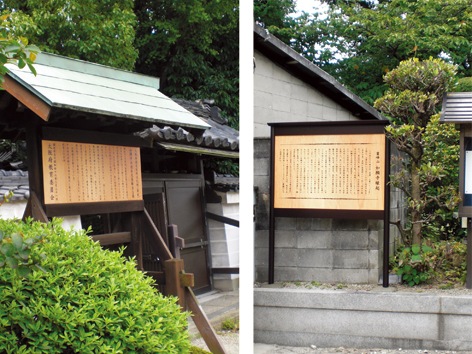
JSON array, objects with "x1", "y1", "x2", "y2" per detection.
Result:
[{"x1": 0, "y1": 219, "x2": 191, "y2": 354}]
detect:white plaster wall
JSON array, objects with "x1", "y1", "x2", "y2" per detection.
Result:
[
  {"x1": 254, "y1": 50, "x2": 359, "y2": 139},
  {"x1": 0, "y1": 200, "x2": 82, "y2": 231},
  {"x1": 207, "y1": 191, "x2": 239, "y2": 290}
]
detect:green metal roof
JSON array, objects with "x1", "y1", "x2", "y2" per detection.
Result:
[{"x1": 6, "y1": 53, "x2": 210, "y2": 130}]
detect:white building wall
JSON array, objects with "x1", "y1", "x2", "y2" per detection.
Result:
[{"x1": 207, "y1": 191, "x2": 239, "y2": 291}]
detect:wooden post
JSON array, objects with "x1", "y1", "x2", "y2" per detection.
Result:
[
  {"x1": 165, "y1": 258, "x2": 186, "y2": 309},
  {"x1": 131, "y1": 212, "x2": 143, "y2": 271},
  {"x1": 186, "y1": 287, "x2": 228, "y2": 354},
  {"x1": 467, "y1": 218, "x2": 472, "y2": 289},
  {"x1": 168, "y1": 224, "x2": 185, "y2": 259}
]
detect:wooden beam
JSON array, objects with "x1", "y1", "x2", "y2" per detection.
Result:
[
  {"x1": 42, "y1": 127, "x2": 153, "y2": 148},
  {"x1": 91, "y1": 232, "x2": 131, "y2": 246},
  {"x1": 3, "y1": 75, "x2": 51, "y2": 121},
  {"x1": 186, "y1": 287, "x2": 228, "y2": 354},
  {"x1": 144, "y1": 271, "x2": 166, "y2": 285},
  {"x1": 31, "y1": 191, "x2": 48, "y2": 223},
  {"x1": 165, "y1": 259, "x2": 186, "y2": 309},
  {"x1": 142, "y1": 208, "x2": 173, "y2": 261},
  {"x1": 45, "y1": 200, "x2": 144, "y2": 217}
]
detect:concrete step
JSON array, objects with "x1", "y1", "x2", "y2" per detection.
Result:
[{"x1": 188, "y1": 290, "x2": 239, "y2": 336}]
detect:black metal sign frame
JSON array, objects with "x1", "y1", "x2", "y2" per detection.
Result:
[{"x1": 268, "y1": 120, "x2": 391, "y2": 286}]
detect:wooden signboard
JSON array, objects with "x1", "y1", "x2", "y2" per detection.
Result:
[
  {"x1": 268, "y1": 120, "x2": 391, "y2": 285},
  {"x1": 274, "y1": 134, "x2": 385, "y2": 212},
  {"x1": 42, "y1": 140, "x2": 142, "y2": 205},
  {"x1": 460, "y1": 127, "x2": 472, "y2": 213}
]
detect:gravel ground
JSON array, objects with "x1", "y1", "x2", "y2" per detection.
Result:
[
  {"x1": 255, "y1": 281, "x2": 472, "y2": 295},
  {"x1": 191, "y1": 331, "x2": 239, "y2": 354}
]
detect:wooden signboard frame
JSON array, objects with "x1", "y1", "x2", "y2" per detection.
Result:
[
  {"x1": 39, "y1": 127, "x2": 145, "y2": 217},
  {"x1": 268, "y1": 120, "x2": 391, "y2": 286},
  {"x1": 459, "y1": 125, "x2": 472, "y2": 216}
]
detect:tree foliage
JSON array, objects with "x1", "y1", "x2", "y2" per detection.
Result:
[
  {"x1": 374, "y1": 58, "x2": 459, "y2": 247},
  {"x1": 0, "y1": 13, "x2": 38, "y2": 87},
  {"x1": 134, "y1": 0, "x2": 239, "y2": 128},
  {"x1": 258, "y1": 0, "x2": 472, "y2": 105},
  {"x1": 3, "y1": 0, "x2": 138, "y2": 70}
]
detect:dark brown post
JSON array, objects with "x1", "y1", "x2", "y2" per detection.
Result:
[
  {"x1": 164, "y1": 258, "x2": 186, "y2": 309},
  {"x1": 131, "y1": 212, "x2": 143, "y2": 271},
  {"x1": 168, "y1": 224, "x2": 185, "y2": 259},
  {"x1": 467, "y1": 218, "x2": 472, "y2": 289},
  {"x1": 383, "y1": 137, "x2": 391, "y2": 288},
  {"x1": 268, "y1": 126, "x2": 276, "y2": 284}
]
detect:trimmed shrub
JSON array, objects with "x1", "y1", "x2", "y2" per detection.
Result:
[{"x1": 0, "y1": 218, "x2": 191, "y2": 354}]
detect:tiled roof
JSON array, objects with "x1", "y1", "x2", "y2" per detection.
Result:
[
  {"x1": 0, "y1": 170, "x2": 30, "y2": 201},
  {"x1": 136, "y1": 99, "x2": 239, "y2": 158}
]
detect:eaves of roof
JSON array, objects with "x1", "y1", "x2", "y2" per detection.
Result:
[
  {"x1": 254, "y1": 24, "x2": 387, "y2": 121},
  {"x1": 440, "y1": 92, "x2": 472, "y2": 124},
  {"x1": 137, "y1": 99, "x2": 239, "y2": 158},
  {"x1": 5, "y1": 53, "x2": 210, "y2": 131}
]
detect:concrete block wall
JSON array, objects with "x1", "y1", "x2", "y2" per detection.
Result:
[
  {"x1": 255, "y1": 138, "x2": 384, "y2": 284},
  {"x1": 255, "y1": 288, "x2": 472, "y2": 351},
  {"x1": 253, "y1": 48, "x2": 407, "y2": 284},
  {"x1": 254, "y1": 50, "x2": 359, "y2": 139},
  {"x1": 207, "y1": 191, "x2": 239, "y2": 291}
]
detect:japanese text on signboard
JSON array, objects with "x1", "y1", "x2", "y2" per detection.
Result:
[
  {"x1": 274, "y1": 134, "x2": 385, "y2": 211},
  {"x1": 42, "y1": 140, "x2": 142, "y2": 204}
]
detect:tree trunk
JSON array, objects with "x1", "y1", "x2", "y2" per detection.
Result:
[{"x1": 411, "y1": 160, "x2": 422, "y2": 246}]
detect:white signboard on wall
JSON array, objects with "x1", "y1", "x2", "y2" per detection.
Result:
[{"x1": 466, "y1": 151, "x2": 472, "y2": 194}]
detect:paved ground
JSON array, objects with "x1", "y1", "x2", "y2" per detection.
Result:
[
  {"x1": 254, "y1": 344, "x2": 472, "y2": 354},
  {"x1": 189, "y1": 289, "x2": 239, "y2": 353}
]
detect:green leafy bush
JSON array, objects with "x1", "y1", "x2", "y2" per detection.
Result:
[
  {"x1": 395, "y1": 244, "x2": 434, "y2": 286},
  {"x1": 454, "y1": 77, "x2": 472, "y2": 92},
  {"x1": 0, "y1": 218, "x2": 190, "y2": 354},
  {"x1": 391, "y1": 241, "x2": 467, "y2": 286}
]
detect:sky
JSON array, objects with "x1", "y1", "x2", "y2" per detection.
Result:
[{"x1": 293, "y1": 0, "x2": 328, "y2": 17}]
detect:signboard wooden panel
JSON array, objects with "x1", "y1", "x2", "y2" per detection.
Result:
[
  {"x1": 274, "y1": 134, "x2": 385, "y2": 211},
  {"x1": 42, "y1": 140, "x2": 142, "y2": 205}
]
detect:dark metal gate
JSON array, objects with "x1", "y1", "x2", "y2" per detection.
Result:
[{"x1": 143, "y1": 175, "x2": 212, "y2": 294}]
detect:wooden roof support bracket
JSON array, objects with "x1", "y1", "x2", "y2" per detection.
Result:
[{"x1": 2, "y1": 76, "x2": 51, "y2": 121}]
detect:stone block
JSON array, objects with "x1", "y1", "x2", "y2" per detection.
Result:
[
  {"x1": 297, "y1": 230, "x2": 331, "y2": 249},
  {"x1": 368, "y1": 230, "x2": 380, "y2": 249},
  {"x1": 336, "y1": 108, "x2": 353, "y2": 121},
  {"x1": 332, "y1": 219, "x2": 368, "y2": 231},
  {"x1": 254, "y1": 122, "x2": 271, "y2": 139},
  {"x1": 307, "y1": 103, "x2": 323, "y2": 119},
  {"x1": 272, "y1": 94, "x2": 291, "y2": 112},
  {"x1": 274, "y1": 230, "x2": 298, "y2": 248},
  {"x1": 312, "y1": 218, "x2": 332, "y2": 230},
  {"x1": 254, "y1": 157, "x2": 269, "y2": 177},
  {"x1": 322, "y1": 105, "x2": 337, "y2": 120},
  {"x1": 331, "y1": 231, "x2": 369, "y2": 249},
  {"x1": 254, "y1": 138, "x2": 270, "y2": 158},
  {"x1": 255, "y1": 247, "x2": 269, "y2": 266},
  {"x1": 254, "y1": 90, "x2": 273, "y2": 109},
  {"x1": 296, "y1": 218, "x2": 312, "y2": 230},
  {"x1": 290, "y1": 83, "x2": 309, "y2": 101},
  {"x1": 273, "y1": 64, "x2": 292, "y2": 83},
  {"x1": 274, "y1": 248, "x2": 300, "y2": 267},
  {"x1": 254, "y1": 175, "x2": 270, "y2": 193},
  {"x1": 368, "y1": 250, "x2": 380, "y2": 269},
  {"x1": 297, "y1": 249, "x2": 333, "y2": 267},
  {"x1": 255, "y1": 230, "x2": 269, "y2": 248},
  {"x1": 275, "y1": 217, "x2": 297, "y2": 230},
  {"x1": 290, "y1": 98, "x2": 308, "y2": 117},
  {"x1": 333, "y1": 250, "x2": 369, "y2": 269}
]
